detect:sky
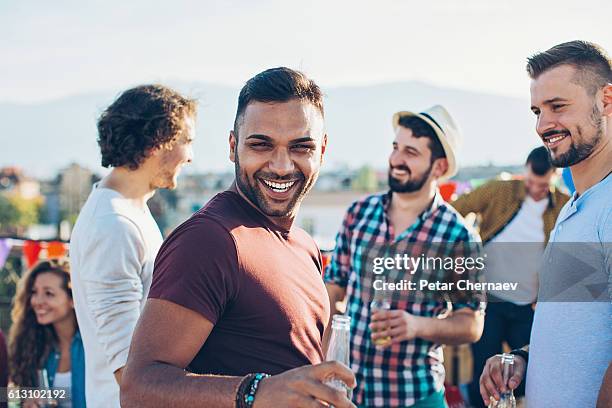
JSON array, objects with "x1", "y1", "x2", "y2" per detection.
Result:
[{"x1": 1, "y1": 0, "x2": 610, "y2": 103}]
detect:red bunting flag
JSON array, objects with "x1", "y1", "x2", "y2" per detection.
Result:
[
  {"x1": 23, "y1": 240, "x2": 42, "y2": 268},
  {"x1": 439, "y1": 181, "x2": 457, "y2": 202},
  {"x1": 321, "y1": 252, "x2": 331, "y2": 273}
]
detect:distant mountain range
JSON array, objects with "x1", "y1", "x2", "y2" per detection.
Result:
[{"x1": 0, "y1": 81, "x2": 541, "y2": 178}]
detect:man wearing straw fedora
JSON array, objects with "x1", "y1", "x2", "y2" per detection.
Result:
[{"x1": 325, "y1": 105, "x2": 485, "y2": 407}]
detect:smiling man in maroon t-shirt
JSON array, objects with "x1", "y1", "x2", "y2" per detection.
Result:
[{"x1": 121, "y1": 68, "x2": 356, "y2": 408}]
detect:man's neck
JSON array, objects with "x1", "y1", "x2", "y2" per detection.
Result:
[
  {"x1": 99, "y1": 167, "x2": 156, "y2": 210},
  {"x1": 570, "y1": 134, "x2": 612, "y2": 195},
  {"x1": 230, "y1": 182, "x2": 295, "y2": 231},
  {"x1": 389, "y1": 181, "x2": 437, "y2": 216},
  {"x1": 526, "y1": 189, "x2": 550, "y2": 203}
]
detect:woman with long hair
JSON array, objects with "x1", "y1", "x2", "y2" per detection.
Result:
[{"x1": 8, "y1": 258, "x2": 85, "y2": 407}]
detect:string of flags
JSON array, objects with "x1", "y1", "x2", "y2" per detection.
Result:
[
  {"x1": 0, "y1": 173, "x2": 572, "y2": 272},
  {"x1": 0, "y1": 238, "x2": 69, "y2": 270},
  {"x1": 0, "y1": 180, "x2": 485, "y2": 271}
]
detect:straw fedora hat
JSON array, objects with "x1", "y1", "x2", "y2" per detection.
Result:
[{"x1": 391, "y1": 105, "x2": 462, "y2": 180}]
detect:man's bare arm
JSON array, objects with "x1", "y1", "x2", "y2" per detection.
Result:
[
  {"x1": 322, "y1": 283, "x2": 347, "y2": 354},
  {"x1": 120, "y1": 298, "x2": 241, "y2": 407},
  {"x1": 419, "y1": 308, "x2": 484, "y2": 344},
  {"x1": 121, "y1": 298, "x2": 357, "y2": 408},
  {"x1": 597, "y1": 361, "x2": 612, "y2": 408},
  {"x1": 113, "y1": 367, "x2": 123, "y2": 385}
]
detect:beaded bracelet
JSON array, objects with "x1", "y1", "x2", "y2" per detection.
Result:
[
  {"x1": 235, "y1": 373, "x2": 270, "y2": 408},
  {"x1": 235, "y1": 374, "x2": 255, "y2": 408}
]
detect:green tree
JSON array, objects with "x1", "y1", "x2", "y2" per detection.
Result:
[
  {"x1": 351, "y1": 165, "x2": 379, "y2": 192},
  {"x1": 0, "y1": 195, "x2": 17, "y2": 227},
  {"x1": 0, "y1": 194, "x2": 41, "y2": 234}
]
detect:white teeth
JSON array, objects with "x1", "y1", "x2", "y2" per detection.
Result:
[
  {"x1": 262, "y1": 179, "x2": 296, "y2": 192},
  {"x1": 547, "y1": 134, "x2": 566, "y2": 144}
]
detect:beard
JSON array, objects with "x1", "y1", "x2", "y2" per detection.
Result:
[
  {"x1": 388, "y1": 161, "x2": 433, "y2": 193},
  {"x1": 234, "y1": 153, "x2": 315, "y2": 217},
  {"x1": 546, "y1": 104, "x2": 604, "y2": 168}
]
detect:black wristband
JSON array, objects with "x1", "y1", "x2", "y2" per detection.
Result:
[{"x1": 509, "y1": 348, "x2": 529, "y2": 365}]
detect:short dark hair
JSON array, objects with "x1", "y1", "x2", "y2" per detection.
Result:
[
  {"x1": 396, "y1": 115, "x2": 446, "y2": 161},
  {"x1": 233, "y1": 67, "x2": 324, "y2": 136},
  {"x1": 97, "y1": 85, "x2": 197, "y2": 170},
  {"x1": 526, "y1": 41, "x2": 612, "y2": 95},
  {"x1": 526, "y1": 146, "x2": 553, "y2": 175}
]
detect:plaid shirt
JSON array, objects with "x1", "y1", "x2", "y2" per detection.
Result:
[{"x1": 325, "y1": 191, "x2": 483, "y2": 407}]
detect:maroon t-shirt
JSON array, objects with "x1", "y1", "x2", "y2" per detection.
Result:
[{"x1": 149, "y1": 191, "x2": 330, "y2": 376}]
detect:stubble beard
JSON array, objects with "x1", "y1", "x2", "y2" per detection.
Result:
[
  {"x1": 548, "y1": 104, "x2": 604, "y2": 168},
  {"x1": 234, "y1": 153, "x2": 316, "y2": 217}
]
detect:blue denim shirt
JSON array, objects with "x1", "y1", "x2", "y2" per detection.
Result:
[{"x1": 44, "y1": 330, "x2": 86, "y2": 408}]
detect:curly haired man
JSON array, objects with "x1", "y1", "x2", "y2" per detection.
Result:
[{"x1": 70, "y1": 85, "x2": 197, "y2": 408}]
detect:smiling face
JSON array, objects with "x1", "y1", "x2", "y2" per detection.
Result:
[
  {"x1": 388, "y1": 126, "x2": 447, "y2": 193},
  {"x1": 150, "y1": 114, "x2": 196, "y2": 190},
  {"x1": 30, "y1": 272, "x2": 74, "y2": 326},
  {"x1": 524, "y1": 165, "x2": 555, "y2": 201},
  {"x1": 230, "y1": 99, "x2": 326, "y2": 218},
  {"x1": 530, "y1": 65, "x2": 605, "y2": 167}
]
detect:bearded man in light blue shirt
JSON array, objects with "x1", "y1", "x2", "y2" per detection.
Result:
[{"x1": 480, "y1": 40, "x2": 612, "y2": 408}]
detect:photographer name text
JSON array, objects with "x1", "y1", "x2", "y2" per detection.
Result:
[{"x1": 373, "y1": 279, "x2": 518, "y2": 291}]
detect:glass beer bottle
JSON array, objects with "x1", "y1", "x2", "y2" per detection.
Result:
[
  {"x1": 325, "y1": 314, "x2": 352, "y2": 402},
  {"x1": 36, "y1": 369, "x2": 58, "y2": 408},
  {"x1": 370, "y1": 276, "x2": 391, "y2": 346},
  {"x1": 488, "y1": 353, "x2": 516, "y2": 408}
]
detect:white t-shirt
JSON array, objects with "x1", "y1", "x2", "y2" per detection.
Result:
[
  {"x1": 485, "y1": 196, "x2": 548, "y2": 304},
  {"x1": 53, "y1": 370, "x2": 71, "y2": 389},
  {"x1": 53, "y1": 371, "x2": 72, "y2": 408},
  {"x1": 70, "y1": 185, "x2": 163, "y2": 408}
]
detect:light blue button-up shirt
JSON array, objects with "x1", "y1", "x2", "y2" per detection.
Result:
[{"x1": 526, "y1": 172, "x2": 611, "y2": 407}]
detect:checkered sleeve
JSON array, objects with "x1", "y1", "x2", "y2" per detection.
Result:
[{"x1": 324, "y1": 201, "x2": 358, "y2": 287}]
